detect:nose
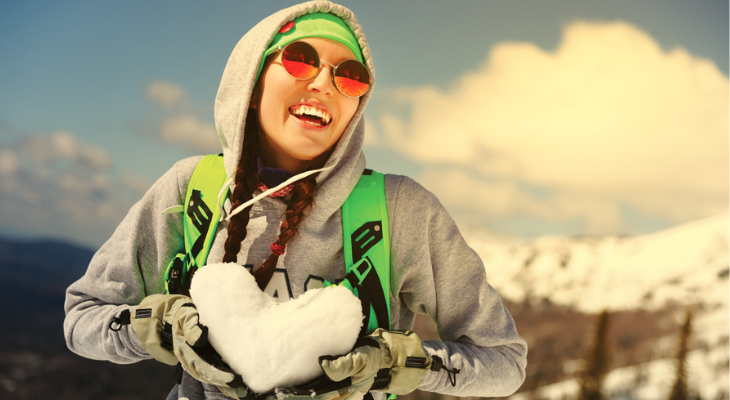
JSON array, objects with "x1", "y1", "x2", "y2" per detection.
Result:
[{"x1": 306, "y1": 63, "x2": 336, "y2": 97}]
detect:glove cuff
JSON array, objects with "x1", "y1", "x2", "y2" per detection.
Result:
[
  {"x1": 130, "y1": 294, "x2": 190, "y2": 365},
  {"x1": 369, "y1": 329, "x2": 432, "y2": 395}
]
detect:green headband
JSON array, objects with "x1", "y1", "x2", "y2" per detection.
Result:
[{"x1": 256, "y1": 12, "x2": 364, "y2": 82}]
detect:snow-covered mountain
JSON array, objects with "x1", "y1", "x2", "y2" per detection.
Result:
[
  {"x1": 463, "y1": 214, "x2": 729, "y2": 400},
  {"x1": 509, "y1": 348, "x2": 728, "y2": 400},
  {"x1": 467, "y1": 213, "x2": 728, "y2": 313}
]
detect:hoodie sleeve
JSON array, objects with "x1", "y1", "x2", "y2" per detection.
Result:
[
  {"x1": 63, "y1": 156, "x2": 201, "y2": 363},
  {"x1": 386, "y1": 175, "x2": 527, "y2": 397}
]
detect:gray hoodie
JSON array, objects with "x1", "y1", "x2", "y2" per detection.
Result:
[{"x1": 64, "y1": 1, "x2": 527, "y2": 399}]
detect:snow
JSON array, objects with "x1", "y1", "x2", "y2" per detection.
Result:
[
  {"x1": 469, "y1": 214, "x2": 729, "y2": 314},
  {"x1": 190, "y1": 263, "x2": 363, "y2": 394},
  {"x1": 462, "y1": 213, "x2": 729, "y2": 400},
  {"x1": 508, "y1": 345, "x2": 729, "y2": 400}
]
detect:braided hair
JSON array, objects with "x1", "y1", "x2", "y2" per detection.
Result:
[
  {"x1": 221, "y1": 110, "x2": 318, "y2": 291},
  {"x1": 253, "y1": 177, "x2": 317, "y2": 290},
  {"x1": 222, "y1": 111, "x2": 259, "y2": 264}
]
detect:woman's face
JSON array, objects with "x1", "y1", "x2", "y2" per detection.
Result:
[{"x1": 254, "y1": 37, "x2": 360, "y2": 174}]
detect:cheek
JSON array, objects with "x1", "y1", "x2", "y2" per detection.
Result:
[
  {"x1": 258, "y1": 91, "x2": 286, "y2": 130},
  {"x1": 338, "y1": 99, "x2": 359, "y2": 130},
  {"x1": 257, "y1": 69, "x2": 292, "y2": 124}
]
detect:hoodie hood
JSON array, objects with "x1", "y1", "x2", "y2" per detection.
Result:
[{"x1": 214, "y1": 1, "x2": 374, "y2": 222}]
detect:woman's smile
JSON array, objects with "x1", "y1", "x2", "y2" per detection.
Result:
[{"x1": 289, "y1": 103, "x2": 333, "y2": 127}]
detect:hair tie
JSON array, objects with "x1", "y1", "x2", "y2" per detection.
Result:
[{"x1": 270, "y1": 243, "x2": 286, "y2": 256}]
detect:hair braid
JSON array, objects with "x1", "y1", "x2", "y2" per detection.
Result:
[
  {"x1": 222, "y1": 113, "x2": 260, "y2": 263},
  {"x1": 253, "y1": 177, "x2": 317, "y2": 290}
]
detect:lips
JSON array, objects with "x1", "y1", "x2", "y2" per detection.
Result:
[{"x1": 289, "y1": 104, "x2": 332, "y2": 127}]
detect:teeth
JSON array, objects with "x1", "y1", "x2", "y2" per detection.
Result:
[{"x1": 291, "y1": 105, "x2": 331, "y2": 125}]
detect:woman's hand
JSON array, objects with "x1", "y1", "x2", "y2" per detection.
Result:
[
  {"x1": 319, "y1": 329, "x2": 433, "y2": 395},
  {"x1": 267, "y1": 329, "x2": 460, "y2": 400},
  {"x1": 130, "y1": 294, "x2": 250, "y2": 398}
]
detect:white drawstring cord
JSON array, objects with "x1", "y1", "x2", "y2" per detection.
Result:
[
  {"x1": 225, "y1": 164, "x2": 334, "y2": 222},
  {"x1": 217, "y1": 177, "x2": 234, "y2": 222}
]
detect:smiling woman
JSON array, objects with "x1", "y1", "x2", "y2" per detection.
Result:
[{"x1": 63, "y1": 2, "x2": 527, "y2": 400}]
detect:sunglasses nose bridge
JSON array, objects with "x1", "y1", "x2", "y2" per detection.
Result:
[
  {"x1": 318, "y1": 61, "x2": 337, "y2": 78},
  {"x1": 321, "y1": 61, "x2": 346, "y2": 95},
  {"x1": 306, "y1": 61, "x2": 338, "y2": 96}
]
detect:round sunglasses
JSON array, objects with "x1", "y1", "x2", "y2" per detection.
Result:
[{"x1": 271, "y1": 41, "x2": 373, "y2": 98}]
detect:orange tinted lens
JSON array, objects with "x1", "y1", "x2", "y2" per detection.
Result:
[
  {"x1": 334, "y1": 60, "x2": 370, "y2": 97},
  {"x1": 282, "y1": 42, "x2": 319, "y2": 79}
]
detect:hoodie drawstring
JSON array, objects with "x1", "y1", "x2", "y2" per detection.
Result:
[
  {"x1": 225, "y1": 164, "x2": 335, "y2": 222},
  {"x1": 217, "y1": 177, "x2": 234, "y2": 222}
]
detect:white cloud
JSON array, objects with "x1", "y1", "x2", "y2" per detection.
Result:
[
  {"x1": 418, "y1": 168, "x2": 626, "y2": 233},
  {"x1": 0, "y1": 151, "x2": 18, "y2": 175},
  {"x1": 160, "y1": 115, "x2": 221, "y2": 153},
  {"x1": 380, "y1": 20, "x2": 729, "y2": 231},
  {"x1": 59, "y1": 172, "x2": 111, "y2": 195},
  {"x1": 145, "y1": 80, "x2": 221, "y2": 153},
  {"x1": 363, "y1": 117, "x2": 380, "y2": 147},
  {"x1": 21, "y1": 130, "x2": 112, "y2": 169},
  {"x1": 81, "y1": 145, "x2": 113, "y2": 169},
  {"x1": 0, "y1": 131, "x2": 146, "y2": 247},
  {"x1": 147, "y1": 80, "x2": 187, "y2": 110},
  {"x1": 418, "y1": 169, "x2": 542, "y2": 217},
  {"x1": 122, "y1": 173, "x2": 152, "y2": 195}
]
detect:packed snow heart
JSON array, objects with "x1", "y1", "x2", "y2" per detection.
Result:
[{"x1": 190, "y1": 263, "x2": 363, "y2": 394}]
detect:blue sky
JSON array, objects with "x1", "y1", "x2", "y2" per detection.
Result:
[{"x1": 1, "y1": 1, "x2": 727, "y2": 248}]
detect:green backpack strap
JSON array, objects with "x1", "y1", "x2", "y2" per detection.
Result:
[
  {"x1": 165, "y1": 154, "x2": 228, "y2": 295},
  {"x1": 339, "y1": 169, "x2": 391, "y2": 336}
]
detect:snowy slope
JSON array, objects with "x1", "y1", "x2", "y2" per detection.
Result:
[
  {"x1": 463, "y1": 214, "x2": 729, "y2": 400},
  {"x1": 508, "y1": 346, "x2": 729, "y2": 400},
  {"x1": 467, "y1": 213, "x2": 728, "y2": 314}
]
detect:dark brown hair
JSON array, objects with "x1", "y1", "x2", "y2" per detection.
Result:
[{"x1": 221, "y1": 109, "x2": 318, "y2": 291}]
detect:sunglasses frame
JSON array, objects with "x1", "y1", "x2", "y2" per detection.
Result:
[{"x1": 271, "y1": 41, "x2": 374, "y2": 98}]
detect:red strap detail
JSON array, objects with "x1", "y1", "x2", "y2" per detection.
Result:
[{"x1": 270, "y1": 243, "x2": 286, "y2": 256}]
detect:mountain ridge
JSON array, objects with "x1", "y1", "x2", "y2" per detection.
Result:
[
  {"x1": 465, "y1": 213, "x2": 728, "y2": 313},
  {"x1": 460, "y1": 213, "x2": 729, "y2": 400}
]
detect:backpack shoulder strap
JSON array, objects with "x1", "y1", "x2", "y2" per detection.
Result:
[
  {"x1": 183, "y1": 153, "x2": 228, "y2": 269},
  {"x1": 341, "y1": 169, "x2": 391, "y2": 335},
  {"x1": 166, "y1": 154, "x2": 228, "y2": 295}
]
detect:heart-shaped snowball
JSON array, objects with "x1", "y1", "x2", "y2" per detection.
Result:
[{"x1": 190, "y1": 262, "x2": 363, "y2": 394}]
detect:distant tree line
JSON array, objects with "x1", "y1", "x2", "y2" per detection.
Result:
[{"x1": 578, "y1": 309, "x2": 696, "y2": 400}]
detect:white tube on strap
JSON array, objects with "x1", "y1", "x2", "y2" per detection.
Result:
[
  {"x1": 162, "y1": 205, "x2": 184, "y2": 214},
  {"x1": 217, "y1": 177, "x2": 234, "y2": 222}
]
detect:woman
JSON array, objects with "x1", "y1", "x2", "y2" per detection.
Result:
[{"x1": 64, "y1": 2, "x2": 527, "y2": 399}]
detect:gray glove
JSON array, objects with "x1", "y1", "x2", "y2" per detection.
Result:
[
  {"x1": 130, "y1": 294, "x2": 250, "y2": 399},
  {"x1": 318, "y1": 329, "x2": 433, "y2": 396}
]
